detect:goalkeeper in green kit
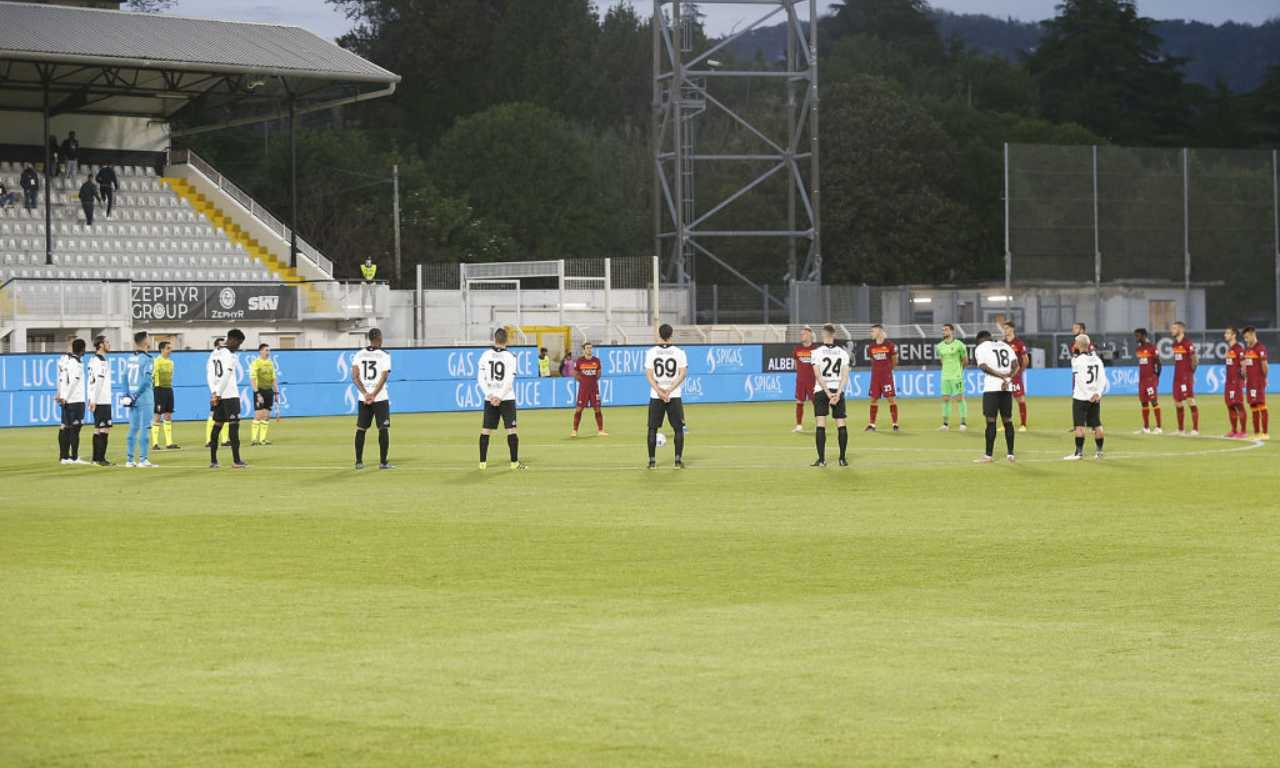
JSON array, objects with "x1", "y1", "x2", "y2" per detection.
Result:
[{"x1": 935, "y1": 324, "x2": 969, "y2": 431}]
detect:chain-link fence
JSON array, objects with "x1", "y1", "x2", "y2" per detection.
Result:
[{"x1": 1007, "y1": 144, "x2": 1280, "y2": 326}]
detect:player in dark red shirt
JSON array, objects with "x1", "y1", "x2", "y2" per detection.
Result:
[
  {"x1": 571, "y1": 342, "x2": 607, "y2": 437},
  {"x1": 1242, "y1": 326, "x2": 1269, "y2": 440},
  {"x1": 1133, "y1": 328, "x2": 1163, "y2": 433},
  {"x1": 793, "y1": 326, "x2": 816, "y2": 432},
  {"x1": 1168, "y1": 321, "x2": 1199, "y2": 434},
  {"x1": 1003, "y1": 322, "x2": 1030, "y2": 431},
  {"x1": 865, "y1": 324, "x2": 899, "y2": 432},
  {"x1": 1222, "y1": 327, "x2": 1248, "y2": 438}
]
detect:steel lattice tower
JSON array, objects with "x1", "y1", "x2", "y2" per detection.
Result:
[{"x1": 652, "y1": 0, "x2": 820, "y2": 320}]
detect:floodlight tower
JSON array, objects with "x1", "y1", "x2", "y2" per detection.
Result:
[{"x1": 652, "y1": 0, "x2": 821, "y2": 320}]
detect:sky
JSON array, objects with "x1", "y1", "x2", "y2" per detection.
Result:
[{"x1": 169, "y1": 0, "x2": 1279, "y2": 42}]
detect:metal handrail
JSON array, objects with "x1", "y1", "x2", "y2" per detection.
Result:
[{"x1": 169, "y1": 149, "x2": 335, "y2": 276}]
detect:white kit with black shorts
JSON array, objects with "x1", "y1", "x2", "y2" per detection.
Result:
[
  {"x1": 975, "y1": 340, "x2": 1017, "y2": 420},
  {"x1": 1071, "y1": 352, "x2": 1107, "y2": 428},
  {"x1": 208, "y1": 346, "x2": 240, "y2": 423},
  {"x1": 645, "y1": 344, "x2": 688, "y2": 430},
  {"x1": 478, "y1": 347, "x2": 519, "y2": 429},
  {"x1": 87, "y1": 353, "x2": 112, "y2": 428},
  {"x1": 809, "y1": 343, "x2": 850, "y2": 419},
  {"x1": 58, "y1": 353, "x2": 86, "y2": 427},
  {"x1": 352, "y1": 346, "x2": 393, "y2": 429}
]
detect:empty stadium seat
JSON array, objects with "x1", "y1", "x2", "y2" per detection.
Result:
[{"x1": 0, "y1": 165, "x2": 282, "y2": 284}]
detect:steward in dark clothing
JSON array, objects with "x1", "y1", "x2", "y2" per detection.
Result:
[
  {"x1": 79, "y1": 174, "x2": 100, "y2": 226},
  {"x1": 20, "y1": 166, "x2": 39, "y2": 209},
  {"x1": 61, "y1": 132, "x2": 80, "y2": 179},
  {"x1": 96, "y1": 165, "x2": 119, "y2": 218}
]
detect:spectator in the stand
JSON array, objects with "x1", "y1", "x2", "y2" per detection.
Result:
[
  {"x1": 79, "y1": 173, "x2": 100, "y2": 226},
  {"x1": 560, "y1": 351, "x2": 577, "y2": 379},
  {"x1": 360, "y1": 256, "x2": 377, "y2": 282},
  {"x1": 48, "y1": 135, "x2": 60, "y2": 176},
  {"x1": 0, "y1": 181, "x2": 16, "y2": 208},
  {"x1": 20, "y1": 164, "x2": 39, "y2": 209},
  {"x1": 538, "y1": 348, "x2": 551, "y2": 378},
  {"x1": 96, "y1": 164, "x2": 119, "y2": 218},
  {"x1": 61, "y1": 131, "x2": 80, "y2": 179}
]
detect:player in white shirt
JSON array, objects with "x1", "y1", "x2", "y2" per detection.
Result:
[
  {"x1": 809, "y1": 323, "x2": 851, "y2": 467},
  {"x1": 86, "y1": 335, "x2": 114, "y2": 466},
  {"x1": 644, "y1": 323, "x2": 689, "y2": 469},
  {"x1": 973, "y1": 329, "x2": 1022, "y2": 463},
  {"x1": 351, "y1": 327, "x2": 393, "y2": 470},
  {"x1": 208, "y1": 328, "x2": 246, "y2": 468},
  {"x1": 476, "y1": 327, "x2": 524, "y2": 470},
  {"x1": 204, "y1": 336, "x2": 224, "y2": 447},
  {"x1": 1066, "y1": 335, "x2": 1108, "y2": 460},
  {"x1": 56, "y1": 337, "x2": 87, "y2": 464}
]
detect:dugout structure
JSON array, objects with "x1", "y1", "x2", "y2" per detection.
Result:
[{"x1": 0, "y1": 2, "x2": 400, "y2": 267}]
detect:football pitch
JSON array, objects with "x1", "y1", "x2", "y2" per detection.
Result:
[{"x1": 1, "y1": 398, "x2": 1277, "y2": 766}]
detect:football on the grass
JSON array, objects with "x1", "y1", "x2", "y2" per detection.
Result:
[{"x1": 655, "y1": 432, "x2": 667, "y2": 447}]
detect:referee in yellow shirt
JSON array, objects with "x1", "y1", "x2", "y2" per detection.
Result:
[
  {"x1": 151, "y1": 341, "x2": 180, "y2": 450},
  {"x1": 250, "y1": 343, "x2": 280, "y2": 445}
]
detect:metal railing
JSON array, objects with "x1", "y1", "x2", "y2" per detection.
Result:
[
  {"x1": 169, "y1": 149, "x2": 335, "y2": 277},
  {"x1": 299, "y1": 280, "x2": 389, "y2": 319},
  {"x1": 0, "y1": 278, "x2": 129, "y2": 324}
]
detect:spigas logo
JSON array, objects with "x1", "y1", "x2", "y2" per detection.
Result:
[
  {"x1": 705, "y1": 346, "x2": 746, "y2": 374},
  {"x1": 1204, "y1": 366, "x2": 1223, "y2": 394},
  {"x1": 344, "y1": 385, "x2": 359, "y2": 414},
  {"x1": 743, "y1": 374, "x2": 783, "y2": 401},
  {"x1": 335, "y1": 352, "x2": 350, "y2": 382}
]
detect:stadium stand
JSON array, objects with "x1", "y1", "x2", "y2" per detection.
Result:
[{"x1": 0, "y1": 161, "x2": 274, "y2": 284}]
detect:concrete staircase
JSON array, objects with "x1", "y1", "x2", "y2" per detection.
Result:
[{"x1": 163, "y1": 177, "x2": 330, "y2": 311}]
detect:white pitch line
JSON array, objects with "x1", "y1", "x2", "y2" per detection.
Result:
[{"x1": 110, "y1": 438, "x2": 1262, "y2": 473}]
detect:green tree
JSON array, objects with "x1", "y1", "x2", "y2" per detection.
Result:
[
  {"x1": 490, "y1": 0, "x2": 601, "y2": 125},
  {"x1": 589, "y1": 3, "x2": 652, "y2": 133},
  {"x1": 827, "y1": 0, "x2": 946, "y2": 65},
  {"x1": 1026, "y1": 0, "x2": 1192, "y2": 145},
  {"x1": 330, "y1": 0, "x2": 509, "y2": 150},
  {"x1": 821, "y1": 76, "x2": 973, "y2": 284},
  {"x1": 430, "y1": 103, "x2": 639, "y2": 260},
  {"x1": 1249, "y1": 65, "x2": 1280, "y2": 145}
]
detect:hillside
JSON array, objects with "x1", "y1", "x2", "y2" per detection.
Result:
[{"x1": 723, "y1": 12, "x2": 1280, "y2": 92}]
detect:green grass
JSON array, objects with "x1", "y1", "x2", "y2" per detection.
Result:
[{"x1": 1, "y1": 398, "x2": 1277, "y2": 767}]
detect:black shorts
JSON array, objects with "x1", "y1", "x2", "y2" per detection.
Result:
[
  {"x1": 213, "y1": 396, "x2": 240, "y2": 423},
  {"x1": 1072, "y1": 399, "x2": 1102, "y2": 429},
  {"x1": 154, "y1": 387, "x2": 174, "y2": 415},
  {"x1": 647, "y1": 397, "x2": 686, "y2": 431},
  {"x1": 357, "y1": 400, "x2": 391, "y2": 430},
  {"x1": 482, "y1": 400, "x2": 517, "y2": 430},
  {"x1": 812, "y1": 390, "x2": 847, "y2": 419},
  {"x1": 254, "y1": 389, "x2": 275, "y2": 411},
  {"x1": 61, "y1": 402, "x2": 85, "y2": 427},
  {"x1": 93, "y1": 404, "x2": 113, "y2": 428},
  {"x1": 982, "y1": 391, "x2": 1013, "y2": 421}
]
